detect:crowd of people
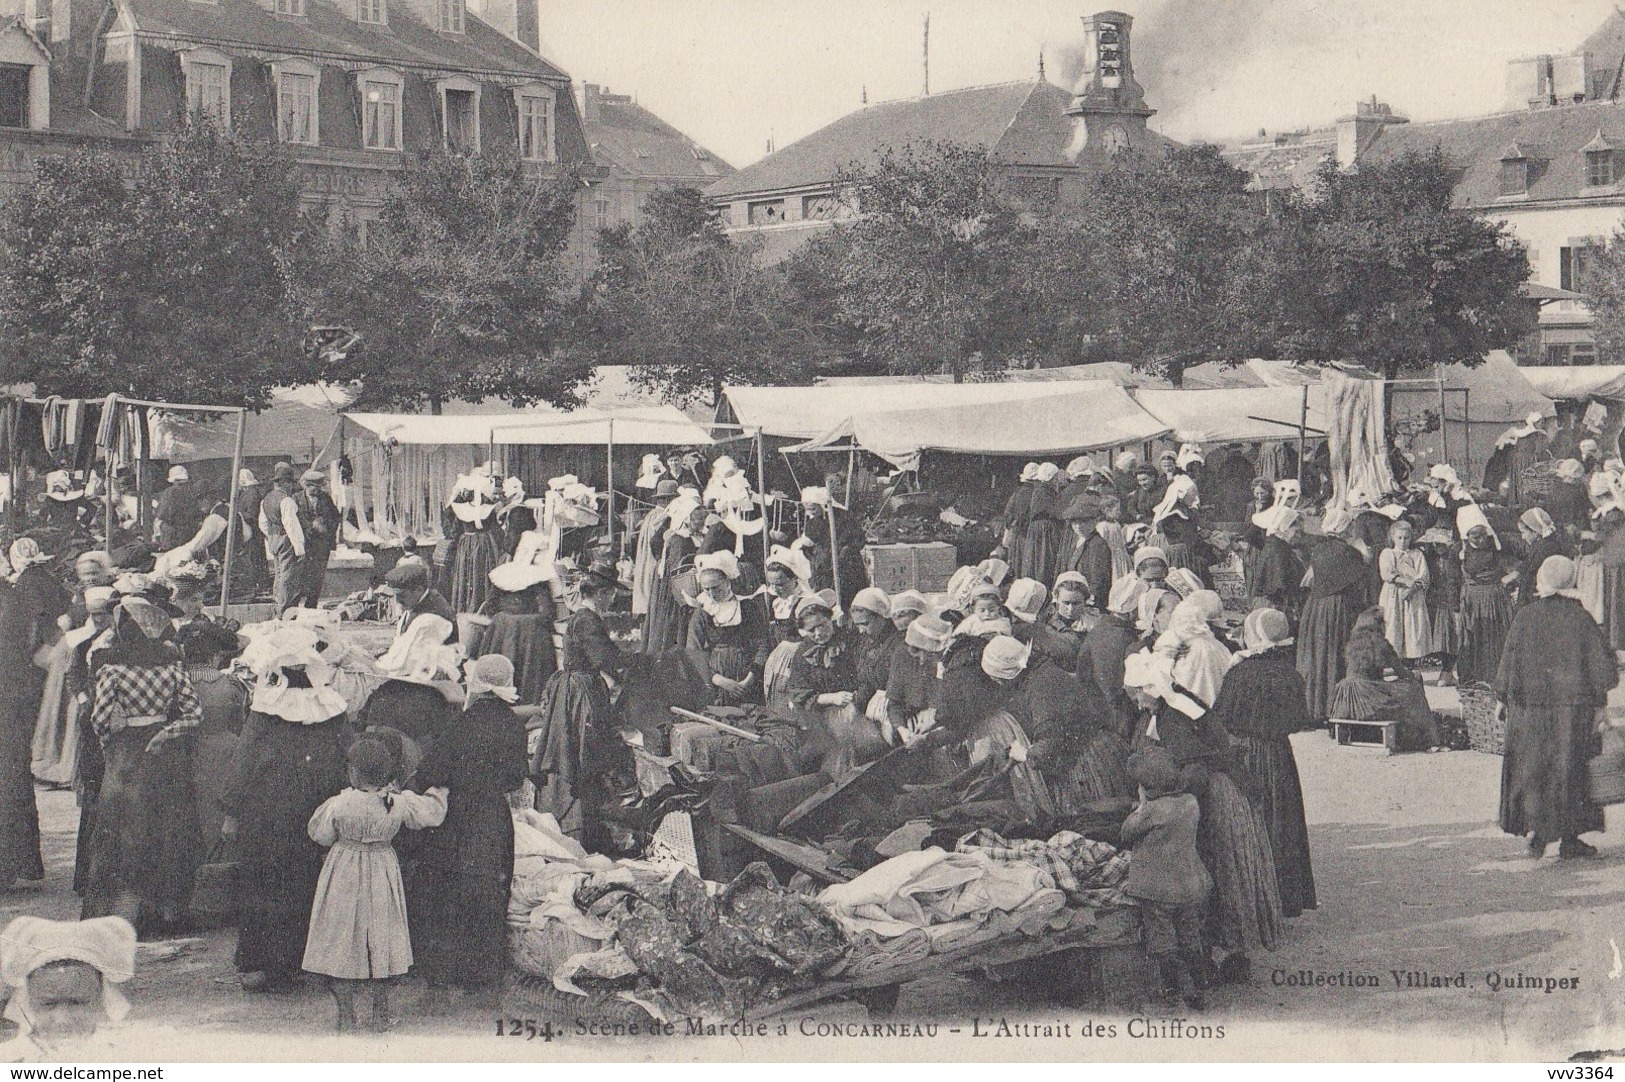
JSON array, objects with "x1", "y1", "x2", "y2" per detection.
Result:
[{"x1": 0, "y1": 422, "x2": 1616, "y2": 1037}]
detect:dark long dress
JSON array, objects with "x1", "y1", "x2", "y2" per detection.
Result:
[
  {"x1": 1013, "y1": 657, "x2": 1132, "y2": 811},
  {"x1": 532, "y1": 605, "x2": 624, "y2": 848},
  {"x1": 226, "y1": 708, "x2": 350, "y2": 979},
  {"x1": 1496, "y1": 595, "x2": 1618, "y2": 843},
  {"x1": 643, "y1": 531, "x2": 697, "y2": 657},
  {"x1": 1021, "y1": 486, "x2": 1068, "y2": 589},
  {"x1": 1458, "y1": 544, "x2": 1512, "y2": 686},
  {"x1": 1246, "y1": 537, "x2": 1304, "y2": 617},
  {"x1": 444, "y1": 514, "x2": 502, "y2": 618},
  {"x1": 1329, "y1": 628, "x2": 1439, "y2": 750},
  {"x1": 483, "y1": 591, "x2": 558, "y2": 706},
  {"x1": 412, "y1": 695, "x2": 528, "y2": 990},
  {"x1": 1079, "y1": 612, "x2": 1139, "y2": 738},
  {"x1": 1003, "y1": 483, "x2": 1035, "y2": 578},
  {"x1": 1206, "y1": 646, "x2": 1317, "y2": 918},
  {"x1": 0, "y1": 582, "x2": 43, "y2": 886},
  {"x1": 1601, "y1": 520, "x2": 1625, "y2": 651},
  {"x1": 1296, "y1": 538, "x2": 1369, "y2": 724},
  {"x1": 685, "y1": 596, "x2": 770, "y2": 706},
  {"x1": 1074, "y1": 533, "x2": 1114, "y2": 613},
  {"x1": 1133, "y1": 705, "x2": 1283, "y2": 954}
]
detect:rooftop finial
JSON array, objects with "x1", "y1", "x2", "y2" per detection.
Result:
[{"x1": 1039, "y1": 48, "x2": 1046, "y2": 80}]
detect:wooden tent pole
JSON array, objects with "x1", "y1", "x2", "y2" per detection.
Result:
[{"x1": 219, "y1": 408, "x2": 247, "y2": 618}]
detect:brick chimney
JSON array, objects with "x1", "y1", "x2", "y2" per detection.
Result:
[{"x1": 1336, "y1": 97, "x2": 1408, "y2": 169}]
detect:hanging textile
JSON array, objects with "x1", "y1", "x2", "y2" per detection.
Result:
[{"x1": 1324, "y1": 371, "x2": 1397, "y2": 516}]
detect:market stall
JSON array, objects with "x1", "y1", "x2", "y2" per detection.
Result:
[{"x1": 340, "y1": 406, "x2": 714, "y2": 544}]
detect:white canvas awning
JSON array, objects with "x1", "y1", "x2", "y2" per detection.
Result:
[
  {"x1": 786, "y1": 382, "x2": 1170, "y2": 470},
  {"x1": 1131, "y1": 386, "x2": 1329, "y2": 444},
  {"x1": 343, "y1": 405, "x2": 712, "y2": 447},
  {"x1": 1520, "y1": 364, "x2": 1625, "y2": 401},
  {"x1": 720, "y1": 383, "x2": 1081, "y2": 440}
]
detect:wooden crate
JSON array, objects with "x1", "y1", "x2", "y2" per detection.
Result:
[{"x1": 862, "y1": 542, "x2": 958, "y2": 594}]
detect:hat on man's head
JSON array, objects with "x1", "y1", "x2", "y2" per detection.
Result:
[
  {"x1": 301, "y1": 468, "x2": 325, "y2": 484},
  {"x1": 654, "y1": 480, "x2": 680, "y2": 498},
  {"x1": 167, "y1": 465, "x2": 189, "y2": 484},
  {"x1": 272, "y1": 462, "x2": 296, "y2": 482},
  {"x1": 384, "y1": 561, "x2": 430, "y2": 592}
]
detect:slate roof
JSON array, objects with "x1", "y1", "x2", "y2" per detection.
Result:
[
  {"x1": 585, "y1": 91, "x2": 733, "y2": 180},
  {"x1": 1223, "y1": 131, "x2": 1336, "y2": 192},
  {"x1": 1363, "y1": 99, "x2": 1625, "y2": 207},
  {"x1": 707, "y1": 79, "x2": 1078, "y2": 200},
  {"x1": 1581, "y1": 8, "x2": 1625, "y2": 101},
  {"x1": 123, "y1": 0, "x2": 566, "y2": 80}
]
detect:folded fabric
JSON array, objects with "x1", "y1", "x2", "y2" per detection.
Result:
[
  {"x1": 553, "y1": 945, "x2": 641, "y2": 997},
  {"x1": 816, "y1": 847, "x2": 1057, "y2": 936},
  {"x1": 955, "y1": 829, "x2": 1129, "y2": 904}
]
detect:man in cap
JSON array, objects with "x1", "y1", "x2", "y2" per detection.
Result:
[
  {"x1": 384, "y1": 561, "x2": 458, "y2": 641},
  {"x1": 258, "y1": 463, "x2": 306, "y2": 615},
  {"x1": 153, "y1": 464, "x2": 203, "y2": 553},
  {"x1": 296, "y1": 468, "x2": 342, "y2": 607}
]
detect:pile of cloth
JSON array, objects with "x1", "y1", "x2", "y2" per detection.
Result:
[
  {"x1": 508, "y1": 809, "x2": 850, "y2": 1018},
  {"x1": 816, "y1": 844, "x2": 1070, "y2": 978}
]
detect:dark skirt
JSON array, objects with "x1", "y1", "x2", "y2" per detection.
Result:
[
  {"x1": 706, "y1": 645, "x2": 757, "y2": 706},
  {"x1": 1328, "y1": 675, "x2": 1439, "y2": 750},
  {"x1": 0, "y1": 696, "x2": 42, "y2": 888},
  {"x1": 643, "y1": 575, "x2": 689, "y2": 658},
  {"x1": 1051, "y1": 728, "x2": 1134, "y2": 814},
  {"x1": 1198, "y1": 771, "x2": 1283, "y2": 954},
  {"x1": 1499, "y1": 702, "x2": 1605, "y2": 841},
  {"x1": 1606, "y1": 566, "x2": 1625, "y2": 652},
  {"x1": 410, "y1": 791, "x2": 515, "y2": 990},
  {"x1": 531, "y1": 670, "x2": 616, "y2": 848},
  {"x1": 1458, "y1": 582, "x2": 1512, "y2": 686},
  {"x1": 1232, "y1": 734, "x2": 1316, "y2": 918},
  {"x1": 1161, "y1": 543, "x2": 1206, "y2": 584},
  {"x1": 80, "y1": 728, "x2": 201, "y2": 924},
  {"x1": 446, "y1": 530, "x2": 502, "y2": 616},
  {"x1": 1020, "y1": 520, "x2": 1068, "y2": 591},
  {"x1": 1296, "y1": 593, "x2": 1362, "y2": 723},
  {"x1": 72, "y1": 709, "x2": 102, "y2": 895},
  {"x1": 484, "y1": 613, "x2": 558, "y2": 706}
]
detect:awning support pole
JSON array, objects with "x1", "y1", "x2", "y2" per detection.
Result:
[
  {"x1": 605, "y1": 418, "x2": 615, "y2": 558},
  {"x1": 1297, "y1": 385, "x2": 1308, "y2": 483},
  {"x1": 755, "y1": 427, "x2": 769, "y2": 568},
  {"x1": 219, "y1": 408, "x2": 247, "y2": 619}
]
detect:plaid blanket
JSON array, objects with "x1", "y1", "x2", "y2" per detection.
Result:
[{"x1": 955, "y1": 828, "x2": 1132, "y2": 908}]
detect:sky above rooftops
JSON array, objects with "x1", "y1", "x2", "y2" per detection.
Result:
[{"x1": 533, "y1": 0, "x2": 1619, "y2": 169}]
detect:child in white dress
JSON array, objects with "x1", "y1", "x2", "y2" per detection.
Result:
[{"x1": 303, "y1": 738, "x2": 447, "y2": 1033}]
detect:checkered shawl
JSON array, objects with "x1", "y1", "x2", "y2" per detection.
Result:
[
  {"x1": 92, "y1": 660, "x2": 202, "y2": 742},
  {"x1": 956, "y1": 828, "x2": 1132, "y2": 908}
]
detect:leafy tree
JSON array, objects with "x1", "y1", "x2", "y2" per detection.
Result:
[
  {"x1": 1272, "y1": 148, "x2": 1535, "y2": 379},
  {"x1": 303, "y1": 149, "x2": 590, "y2": 411},
  {"x1": 1578, "y1": 234, "x2": 1625, "y2": 364},
  {"x1": 1041, "y1": 144, "x2": 1282, "y2": 383},
  {"x1": 574, "y1": 186, "x2": 826, "y2": 407},
  {"x1": 794, "y1": 141, "x2": 1045, "y2": 380},
  {"x1": 0, "y1": 121, "x2": 316, "y2": 406}
]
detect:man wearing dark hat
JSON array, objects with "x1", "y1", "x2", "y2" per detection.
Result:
[
  {"x1": 258, "y1": 463, "x2": 306, "y2": 615},
  {"x1": 296, "y1": 468, "x2": 342, "y2": 608},
  {"x1": 384, "y1": 561, "x2": 458, "y2": 640}
]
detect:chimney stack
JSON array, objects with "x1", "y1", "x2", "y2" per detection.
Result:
[
  {"x1": 1335, "y1": 97, "x2": 1407, "y2": 169},
  {"x1": 468, "y1": 0, "x2": 540, "y2": 53}
]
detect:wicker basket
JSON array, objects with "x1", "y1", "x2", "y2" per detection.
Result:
[
  {"x1": 1518, "y1": 460, "x2": 1561, "y2": 505},
  {"x1": 1208, "y1": 566, "x2": 1248, "y2": 613},
  {"x1": 1458, "y1": 682, "x2": 1504, "y2": 755},
  {"x1": 1590, "y1": 731, "x2": 1625, "y2": 805}
]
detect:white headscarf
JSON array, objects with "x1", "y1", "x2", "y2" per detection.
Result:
[
  {"x1": 1152, "y1": 475, "x2": 1199, "y2": 526},
  {"x1": 464, "y1": 654, "x2": 518, "y2": 705},
  {"x1": 1456, "y1": 503, "x2": 1499, "y2": 550},
  {"x1": 1154, "y1": 592, "x2": 1230, "y2": 715},
  {"x1": 1, "y1": 916, "x2": 136, "y2": 1038},
  {"x1": 1535, "y1": 554, "x2": 1579, "y2": 599}
]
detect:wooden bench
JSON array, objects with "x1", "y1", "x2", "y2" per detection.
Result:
[{"x1": 1328, "y1": 717, "x2": 1401, "y2": 755}]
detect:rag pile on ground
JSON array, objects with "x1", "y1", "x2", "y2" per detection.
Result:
[{"x1": 506, "y1": 806, "x2": 1132, "y2": 1016}]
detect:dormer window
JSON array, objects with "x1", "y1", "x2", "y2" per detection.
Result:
[
  {"x1": 436, "y1": 75, "x2": 480, "y2": 153},
  {"x1": 1499, "y1": 158, "x2": 1528, "y2": 196},
  {"x1": 1584, "y1": 131, "x2": 1615, "y2": 187},
  {"x1": 271, "y1": 58, "x2": 320, "y2": 145},
  {"x1": 357, "y1": 0, "x2": 384, "y2": 24},
  {"x1": 513, "y1": 84, "x2": 555, "y2": 162},
  {"x1": 358, "y1": 67, "x2": 403, "y2": 150},
  {"x1": 274, "y1": 0, "x2": 305, "y2": 16},
  {"x1": 181, "y1": 48, "x2": 232, "y2": 124},
  {"x1": 436, "y1": 0, "x2": 463, "y2": 33}
]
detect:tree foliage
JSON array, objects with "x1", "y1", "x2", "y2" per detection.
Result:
[
  {"x1": 0, "y1": 121, "x2": 316, "y2": 406},
  {"x1": 792, "y1": 142, "x2": 1046, "y2": 379},
  {"x1": 1271, "y1": 148, "x2": 1535, "y2": 379},
  {"x1": 573, "y1": 186, "x2": 826, "y2": 406},
  {"x1": 1580, "y1": 232, "x2": 1625, "y2": 363},
  {"x1": 303, "y1": 149, "x2": 590, "y2": 411},
  {"x1": 1043, "y1": 144, "x2": 1282, "y2": 382}
]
